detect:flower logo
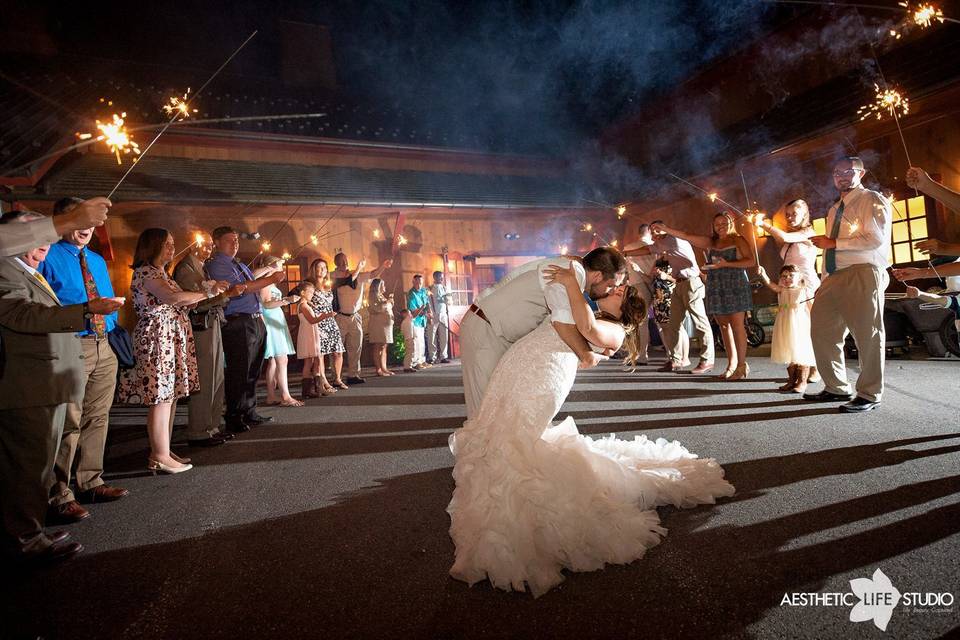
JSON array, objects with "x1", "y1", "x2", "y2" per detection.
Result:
[{"x1": 849, "y1": 568, "x2": 902, "y2": 631}]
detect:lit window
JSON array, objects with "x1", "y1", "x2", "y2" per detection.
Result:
[
  {"x1": 285, "y1": 263, "x2": 302, "y2": 315},
  {"x1": 890, "y1": 196, "x2": 929, "y2": 266}
]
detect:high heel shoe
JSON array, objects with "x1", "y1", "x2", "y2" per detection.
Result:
[
  {"x1": 714, "y1": 368, "x2": 735, "y2": 380},
  {"x1": 148, "y1": 459, "x2": 193, "y2": 474},
  {"x1": 728, "y1": 362, "x2": 750, "y2": 381}
]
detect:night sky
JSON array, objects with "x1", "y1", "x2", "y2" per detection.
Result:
[{"x1": 4, "y1": 0, "x2": 793, "y2": 153}]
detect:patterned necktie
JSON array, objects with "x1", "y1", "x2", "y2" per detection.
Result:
[
  {"x1": 78, "y1": 249, "x2": 106, "y2": 337},
  {"x1": 33, "y1": 271, "x2": 58, "y2": 300},
  {"x1": 823, "y1": 199, "x2": 845, "y2": 275}
]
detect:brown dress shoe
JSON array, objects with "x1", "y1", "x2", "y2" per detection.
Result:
[
  {"x1": 77, "y1": 485, "x2": 129, "y2": 504},
  {"x1": 26, "y1": 541, "x2": 83, "y2": 565},
  {"x1": 49, "y1": 500, "x2": 90, "y2": 524},
  {"x1": 48, "y1": 530, "x2": 71, "y2": 544},
  {"x1": 690, "y1": 361, "x2": 714, "y2": 374}
]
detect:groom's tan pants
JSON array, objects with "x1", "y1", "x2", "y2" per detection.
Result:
[
  {"x1": 460, "y1": 311, "x2": 512, "y2": 419},
  {"x1": 811, "y1": 264, "x2": 888, "y2": 402}
]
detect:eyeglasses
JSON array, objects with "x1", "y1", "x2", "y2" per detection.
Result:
[{"x1": 833, "y1": 169, "x2": 859, "y2": 178}]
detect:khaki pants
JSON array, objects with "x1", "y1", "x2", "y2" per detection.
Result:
[
  {"x1": 663, "y1": 278, "x2": 714, "y2": 365},
  {"x1": 1, "y1": 404, "x2": 66, "y2": 556},
  {"x1": 187, "y1": 322, "x2": 225, "y2": 440},
  {"x1": 50, "y1": 337, "x2": 116, "y2": 505},
  {"x1": 460, "y1": 312, "x2": 512, "y2": 420},
  {"x1": 635, "y1": 280, "x2": 654, "y2": 363},
  {"x1": 426, "y1": 319, "x2": 449, "y2": 362},
  {"x1": 811, "y1": 264, "x2": 888, "y2": 402},
  {"x1": 335, "y1": 313, "x2": 364, "y2": 378}
]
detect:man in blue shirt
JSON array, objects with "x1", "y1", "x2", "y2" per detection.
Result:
[
  {"x1": 39, "y1": 197, "x2": 128, "y2": 523},
  {"x1": 406, "y1": 274, "x2": 431, "y2": 370},
  {"x1": 205, "y1": 226, "x2": 284, "y2": 432}
]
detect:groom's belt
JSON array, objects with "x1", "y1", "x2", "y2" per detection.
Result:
[{"x1": 468, "y1": 303, "x2": 490, "y2": 325}]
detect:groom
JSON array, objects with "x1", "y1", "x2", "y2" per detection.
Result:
[{"x1": 460, "y1": 247, "x2": 627, "y2": 418}]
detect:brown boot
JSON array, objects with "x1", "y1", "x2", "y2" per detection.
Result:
[
  {"x1": 778, "y1": 365, "x2": 796, "y2": 392},
  {"x1": 791, "y1": 366, "x2": 809, "y2": 394},
  {"x1": 301, "y1": 377, "x2": 318, "y2": 399}
]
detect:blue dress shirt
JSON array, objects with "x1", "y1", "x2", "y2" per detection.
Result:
[
  {"x1": 205, "y1": 252, "x2": 262, "y2": 316},
  {"x1": 38, "y1": 240, "x2": 117, "y2": 336}
]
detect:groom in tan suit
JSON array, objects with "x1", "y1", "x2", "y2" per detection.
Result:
[
  {"x1": 0, "y1": 211, "x2": 122, "y2": 564},
  {"x1": 460, "y1": 247, "x2": 626, "y2": 419}
]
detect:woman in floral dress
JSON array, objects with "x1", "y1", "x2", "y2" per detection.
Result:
[
  {"x1": 307, "y1": 258, "x2": 347, "y2": 389},
  {"x1": 118, "y1": 228, "x2": 228, "y2": 474}
]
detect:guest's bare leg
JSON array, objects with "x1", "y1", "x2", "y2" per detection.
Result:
[
  {"x1": 264, "y1": 358, "x2": 278, "y2": 403},
  {"x1": 148, "y1": 402, "x2": 186, "y2": 468}
]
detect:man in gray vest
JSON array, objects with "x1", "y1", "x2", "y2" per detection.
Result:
[{"x1": 460, "y1": 247, "x2": 626, "y2": 419}]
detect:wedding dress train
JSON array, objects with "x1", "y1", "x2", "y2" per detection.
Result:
[{"x1": 448, "y1": 320, "x2": 735, "y2": 597}]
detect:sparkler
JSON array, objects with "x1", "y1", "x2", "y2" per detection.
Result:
[
  {"x1": 582, "y1": 223, "x2": 593, "y2": 232},
  {"x1": 171, "y1": 231, "x2": 207, "y2": 260},
  {"x1": 559, "y1": 244, "x2": 569, "y2": 256},
  {"x1": 857, "y1": 84, "x2": 910, "y2": 122},
  {"x1": 310, "y1": 235, "x2": 319, "y2": 246},
  {"x1": 902, "y1": 2, "x2": 945, "y2": 28},
  {"x1": 106, "y1": 30, "x2": 258, "y2": 199},
  {"x1": 397, "y1": 234, "x2": 409, "y2": 246},
  {"x1": 281, "y1": 251, "x2": 292, "y2": 261},
  {"x1": 668, "y1": 174, "x2": 746, "y2": 217},
  {"x1": 94, "y1": 113, "x2": 141, "y2": 164},
  {"x1": 261, "y1": 241, "x2": 272, "y2": 252},
  {"x1": 163, "y1": 89, "x2": 198, "y2": 119}
]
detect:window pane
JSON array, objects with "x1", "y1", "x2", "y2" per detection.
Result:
[
  {"x1": 893, "y1": 242, "x2": 913, "y2": 265},
  {"x1": 907, "y1": 196, "x2": 926, "y2": 218},
  {"x1": 892, "y1": 221, "x2": 909, "y2": 243},
  {"x1": 891, "y1": 199, "x2": 908, "y2": 221},
  {"x1": 887, "y1": 244, "x2": 894, "y2": 264},
  {"x1": 909, "y1": 216, "x2": 928, "y2": 240},
  {"x1": 812, "y1": 218, "x2": 826, "y2": 235}
]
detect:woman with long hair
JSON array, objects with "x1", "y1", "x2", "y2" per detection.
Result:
[
  {"x1": 259, "y1": 257, "x2": 302, "y2": 406},
  {"x1": 367, "y1": 278, "x2": 395, "y2": 376},
  {"x1": 118, "y1": 229, "x2": 235, "y2": 473},
  {"x1": 654, "y1": 214, "x2": 756, "y2": 380},
  {"x1": 307, "y1": 258, "x2": 348, "y2": 389},
  {"x1": 758, "y1": 198, "x2": 821, "y2": 384}
]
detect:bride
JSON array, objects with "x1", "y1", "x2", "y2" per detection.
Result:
[{"x1": 447, "y1": 262, "x2": 735, "y2": 598}]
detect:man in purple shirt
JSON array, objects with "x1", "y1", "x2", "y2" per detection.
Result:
[{"x1": 205, "y1": 227, "x2": 284, "y2": 432}]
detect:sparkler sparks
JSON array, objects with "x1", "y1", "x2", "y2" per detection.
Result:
[
  {"x1": 708, "y1": 193, "x2": 719, "y2": 202},
  {"x1": 261, "y1": 241, "x2": 272, "y2": 252},
  {"x1": 582, "y1": 223, "x2": 593, "y2": 232},
  {"x1": 902, "y1": 2, "x2": 944, "y2": 28},
  {"x1": 94, "y1": 113, "x2": 141, "y2": 164},
  {"x1": 616, "y1": 205, "x2": 626, "y2": 219},
  {"x1": 397, "y1": 234, "x2": 408, "y2": 246},
  {"x1": 310, "y1": 235, "x2": 319, "y2": 246},
  {"x1": 194, "y1": 232, "x2": 205, "y2": 246},
  {"x1": 281, "y1": 251, "x2": 292, "y2": 261},
  {"x1": 163, "y1": 89, "x2": 198, "y2": 119},
  {"x1": 858, "y1": 84, "x2": 910, "y2": 122},
  {"x1": 559, "y1": 244, "x2": 569, "y2": 256}
]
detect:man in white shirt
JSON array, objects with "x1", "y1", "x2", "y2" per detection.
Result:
[
  {"x1": 460, "y1": 247, "x2": 626, "y2": 419},
  {"x1": 426, "y1": 270, "x2": 451, "y2": 364},
  {"x1": 330, "y1": 252, "x2": 392, "y2": 384},
  {"x1": 805, "y1": 156, "x2": 892, "y2": 413}
]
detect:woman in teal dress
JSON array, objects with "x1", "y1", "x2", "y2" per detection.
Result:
[
  {"x1": 259, "y1": 258, "x2": 302, "y2": 406},
  {"x1": 657, "y1": 212, "x2": 756, "y2": 380}
]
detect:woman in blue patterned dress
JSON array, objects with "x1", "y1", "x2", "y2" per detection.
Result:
[{"x1": 657, "y1": 213, "x2": 756, "y2": 380}]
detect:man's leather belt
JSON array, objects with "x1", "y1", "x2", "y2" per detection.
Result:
[
  {"x1": 468, "y1": 304, "x2": 490, "y2": 324},
  {"x1": 225, "y1": 312, "x2": 262, "y2": 320}
]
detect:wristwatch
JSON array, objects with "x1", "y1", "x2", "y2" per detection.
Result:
[{"x1": 82, "y1": 301, "x2": 93, "y2": 319}]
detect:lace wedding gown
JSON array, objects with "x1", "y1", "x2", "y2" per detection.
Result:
[{"x1": 447, "y1": 321, "x2": 735, "y2": 598}]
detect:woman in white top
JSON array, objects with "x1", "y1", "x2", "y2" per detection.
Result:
[
  {"x1": 758, "y1": 198, "x2": 821, "y2": 383},
  {"x1": 759, "y1": 199, "x2": 820, "y2": 291}
]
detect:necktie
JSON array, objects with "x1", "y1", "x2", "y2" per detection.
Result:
[
  {"x1": 78, "y1": 249, "x2": 106, "y2": 338},
  {"x1": 33, "y1": 271, "x2": 58, "y2": 300},
  {"x1": 823, "y1": 199, "x2": 845, "y2": 275}
]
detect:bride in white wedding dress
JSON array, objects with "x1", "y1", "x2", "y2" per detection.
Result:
[{"x1": 447, "y1": 263, "x2": 735, "y2": 598}]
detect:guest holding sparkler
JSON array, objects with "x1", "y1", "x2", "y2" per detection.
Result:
[
  {"x1": 805, "y1": 157, "x2": 892, "y2": 413},
  {"x1": 306, "y1": 259, "x2": 348, "y2": 390},
  {"x1": 906, "y1": 167, "x2": 960, "y2": 216},
  {"x1": 295, "y1": 280, "x2": 338, "y2": 398},
  {"x1": 652, "y1": 213, "x2": 754, "y2": 380},
  {"x1": 118, "y1": 229, "x2": 221, "y2": 473},
  {"x1": 329, "y1": 253, "x2": 393, "y2": 384},
  {"x1": 367, "y1": 278, "x2": 396, "y2": 376},
  {"x1": 0, "y1": 197, "x2": 111, "y2": 257},
  {"x1": 625, "y1": 221, "x2": 714, "y2": 373},
  {"x1": 758, "y1": 265, "x2": 816, "y2": 394},
  {"x1": 173, "y1": 231, "x2": 240, "y2": 447},
  {"x1": 622, "y1": 224, "x2": 657, "y2": 366},
  {"x1": 205, "y1": 226, "x2": 286, "y2": 433},
  {"x1": 259, "y1": 257, "x2": 302, "y2": 407}
]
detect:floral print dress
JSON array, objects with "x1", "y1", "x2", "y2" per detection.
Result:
[{"x1": 117, "y1": 265, "x2": 199, "y2": 405}]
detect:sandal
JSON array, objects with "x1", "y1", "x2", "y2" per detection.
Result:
[
  {"x1": 280, "y1": 398, "x2": 304, "y2": 407},
  {"x1": 333, "y1": 379, "x2": 349, "y2": 390}
]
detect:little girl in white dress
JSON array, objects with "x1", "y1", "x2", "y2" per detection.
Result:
[{"x1": 760, "y1": 264, "x2": 816, "y2": 393}]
